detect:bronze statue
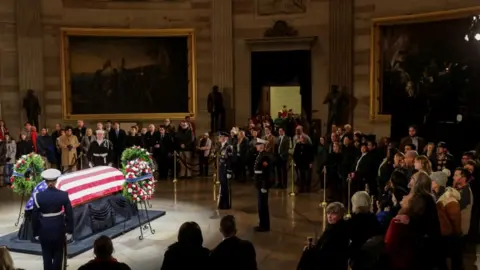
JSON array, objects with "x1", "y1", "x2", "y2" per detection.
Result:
[
  {"x1": 323, "y1": 85, "x2": 349, "y2": 134},
  {"x1": 23, "y1": 89, "x2": 41, "y2": 128},
  {"x1": 207, "y1": 85, "x2": 225, "y2": 133}
]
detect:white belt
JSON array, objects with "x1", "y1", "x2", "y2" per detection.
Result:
[
  {"x1": 41, "y1": 211, "x2": 63, "y2": 217},
  {"x1": 93, "y1": 153, "x2": 108, "y2": 157},
  {"x1": 254, "y1": 170, "x2": 263, "y2": 174}
]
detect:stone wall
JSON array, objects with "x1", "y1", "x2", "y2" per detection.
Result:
[
  {"x1": 232, "y1": 0, "x2": 330, "y2": 127},
  {"x1": 353, "y1": 0, "x2": 480, "y2": 137},
  {"x1": 1, "y1": 0, "x2": 480, "y2": 138}
]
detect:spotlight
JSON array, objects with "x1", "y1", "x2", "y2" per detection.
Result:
[
  {"x1": 475, "y1": 33, "x2": 480, "y2": 41},
  {"x1": 465, "y1": 34, "x2": 470, "y2": 41}
]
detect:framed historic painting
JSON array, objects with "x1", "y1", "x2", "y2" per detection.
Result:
[
  {"x1": 60, "y1": 28, "x2": 197, "y2": 120},
  {"x1": 369, "y1": 6, "x2": 480, "y2": 123}
]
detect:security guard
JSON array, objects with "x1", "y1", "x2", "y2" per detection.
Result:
[
  {"x1": 217, "y1": 131, "x2": 234, "y2": 209},
  {"x1": 254, "y1": 138, "x2": 271, "y2": 232},
  {"x1": 32, "y1": 169, "x2": 74, "y2": 270}
]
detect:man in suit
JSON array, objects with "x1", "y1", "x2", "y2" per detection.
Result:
[
  {"x1": 399, "y1": 125, "x2": 425, "y2": 153},
  {"x1": 155, "y1": 126, "x2": 174, "y2": 179},
  {"x1": 275, "y1": 127, "x2": 290, "y2": 189},
  {"x1": 109, "y1": 122, "x2": 127, "y2": 168},
  {"x1": 210, "y1": 215, "x2": 257, "y2": 270},
  {"x1": 350, "y1": 142, "x2": 374, "y2": 196},
  {"x1": 32, "y1": 169, "x2": 74, "y2": 270}
]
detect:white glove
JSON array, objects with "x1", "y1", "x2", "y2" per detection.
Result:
[
  {"x1": 35, "y1": 236, "x2": 39, "y2": 241},
  {"x1": 108, "y1": 163, "x2": 113, "y2": 167},
  {"x1": 261, "y1": 188, "x2": 267, "y2": 193},
  {"x1": 226, "y1": 174, "x2": 232, "y2": 179},
  {"x1": 88, "y1": 162, "x2": 93, "y2": 168},
  {"x1": 66, "y1": 233, "x2": 72, "y2": 241}
]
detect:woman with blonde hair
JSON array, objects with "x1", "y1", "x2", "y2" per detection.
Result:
[
  {"x1": 394, "y1": 172, "x2": 443, "y2": 270},
  {"x1": 0, "y1": 246, "x2": 18, "y2": 270},
  {"x1": 414, "y1": 155, "x2": 433, "y2": 175}
]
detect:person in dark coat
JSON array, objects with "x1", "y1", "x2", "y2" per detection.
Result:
[
  {"x1": 16, "y1": 132, "x2": 34, "y2": 159},
  {"x1": 125, "y1": 126, "x2": 143, "y2": 148},
  {"x1": 210, "y1": 215, "x2": 257, "y2": 270},
  {"x1": 78, "y1": 235, "x2": 131, "y2": 270},
  {"x1": 293, "y1": 134, "x2": 314, "y2": 193},
  {"x1": 297, "y1": 202, "x2": 350, "y2": 270},
  {"x1": 161, "y1": 221, "x2": 210, "y2": 270},
  {"x1": 326, "y1": 142, "x2": 343, "y2": 202},
  {"x1": 109, "y1": 122, "x2": 126, "y2": 168}
]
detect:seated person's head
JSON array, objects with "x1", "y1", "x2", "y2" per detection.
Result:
[
  {"x1": 219, "y1": 215, "x2": 237, "y2": 237},
  {"x1": 178, "y1": 221, "x2": 203, "y2": 247},
  {"x1": 351, "y1": 191, "x2": 371, "y2": 214},
  {"x1": 404, "y1": 143, "x2": 416, "y2": 153},
  {"x1": 404, "y1": 150, "x2": 418, "y2": 166},
  {"x1": 326, "y1": 202, "x2": 346, "y2": 224},
  {"x1": 93, "y1": 235, "x2": 114, "y2": 260},
  {"x1": 393, "y1": 152, "x2": 405, "y2": 167},
  {"x1": 0, "y1": 246, "x2": 15, "y2": 270}
]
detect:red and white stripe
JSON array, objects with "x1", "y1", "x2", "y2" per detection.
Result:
[{"x1": 56, "y1": 166, "x2": 125, "y2": 207}]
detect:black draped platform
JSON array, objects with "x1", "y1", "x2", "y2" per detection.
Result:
[{"x1": 0, "y1": 194, "x2": 165, "y2": 258}]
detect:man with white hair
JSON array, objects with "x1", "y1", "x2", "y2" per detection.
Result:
[{"x1": 87, "y1": 129, "x2": 114, "y2": 167}]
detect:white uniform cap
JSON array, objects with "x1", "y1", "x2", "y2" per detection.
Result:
[
  {"x1": 41, "y1": 169, "x2": 62, "y2": 181},
  {"x1": 96, "y1": 129, "x2": 105, "y2": 134},
  {"x1": 256, "y1": 138, "x2": 268, "y2": 145}
]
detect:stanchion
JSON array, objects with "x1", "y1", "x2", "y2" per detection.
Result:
[
  {"x1": 344, "y1": 176, "x2": 352, "y2": 220},
  {"x1": 289, "y1": 157, "x2": 295, "y2": 196},
  {"x1": 320, "y1": 166, "x2": 327, "y2": 232},
  {"x1": 172, "y1": 151, "x2": 178, "y2": 183},
  {"x1": 215, "y1": 154, "x2": 220, "y2": 185}
]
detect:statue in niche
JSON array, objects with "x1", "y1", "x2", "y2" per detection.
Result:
[
  {"x1": 264, "y1": 20, "x2": 298, "y2": 37},
  {"x1": 257, "y1": 0, "x2": 307, "y2": 16},
  {"x1": 323, "y1": 85, "x2": 349, "y2": 134},
  {"x1": 207, "y1": 85, "x2": 225, "y2": 133},
  {"x1": 23, "y1": 89, "x2": 41, "y2": 128}
]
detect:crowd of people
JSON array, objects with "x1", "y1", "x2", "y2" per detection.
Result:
[{"x1": 1, "y1": 112, "x2": 479, "y2": 270}]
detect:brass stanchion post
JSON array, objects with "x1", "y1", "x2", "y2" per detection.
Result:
[
  {"x1": 320, "y1": 166, "x2": 327, "y2": 232},
  {"x1": 289, "y1": 157, "x2": 295, "y2": 196},
  {"x1": 344, "y1": 176, "x2": 352, "y2": 220},
  {"x1": 173, "y1": 151, "x2": 178, "y2": 183}
]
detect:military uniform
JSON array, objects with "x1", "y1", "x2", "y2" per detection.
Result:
[
  {"x1": 32, "y1": 169, "x2": 74, "y2": 270},
  {"x1": 254, "y1": 139, "x2": 271, "y2": 232},
  {"x1": 218, "y1": 132, "x2": 234, "y2": 210}
]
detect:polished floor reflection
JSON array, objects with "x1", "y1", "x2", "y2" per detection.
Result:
[{"x1": 0, "y1": 179, "x2": 479, "y2": 269}]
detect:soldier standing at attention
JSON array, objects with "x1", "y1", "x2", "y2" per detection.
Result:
[
  {"x1": 32, "y1": 169, "x2": 74, "y2": 270},
  {"x1": 217, "y1": 132, "x2": 234, "y2": 210},
  {"x1": 254, "y1": 138, "x2": 271, "y2": 232}
]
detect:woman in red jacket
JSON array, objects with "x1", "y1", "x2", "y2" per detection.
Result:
[
  {"x1": 384, "y1": 205, "x2": 416, "y2": 270},
  {"x1": 31, "y1": 126, "x2": 38, "y2": 153}
]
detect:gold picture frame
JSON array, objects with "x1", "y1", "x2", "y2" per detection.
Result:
[
  {"x1": 369, "y1": 6, "x2": 480, "y2": 121},
  {"x1": 60, "y1": 27, "x2": 197, "y2": 120}
]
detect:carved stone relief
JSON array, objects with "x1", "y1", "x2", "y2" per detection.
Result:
[
  {"x1": 264, "y1": 20, "x2": 298, "y2": 37},
  {"x1": 257, "y1": 0, "x2": 307, "y2": 16}
]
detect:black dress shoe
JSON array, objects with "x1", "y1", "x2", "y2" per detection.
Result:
[{"x1": 254, "y1": 226, "x2": 270, "y2": 232}]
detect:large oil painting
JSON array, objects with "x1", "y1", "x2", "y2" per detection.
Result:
[
  {"x1": 61, "y1": 28, "x2": 196, "y2": 120},
  {"x1": 371, "y1": 8, "x2": 480, "y2": 137}
]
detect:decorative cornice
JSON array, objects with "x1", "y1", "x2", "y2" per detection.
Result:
[{"x1": 245, "y1": 36, "x2": 317, "y2": 51}]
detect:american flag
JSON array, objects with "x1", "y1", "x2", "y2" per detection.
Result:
[
  {"x1": 25, "y1": 181, "x2": 47, "y2": 210},
  {"x1": 26, "y1": 166, "x2": 126, "y2": 209},
  {"x1": 56, "y1": 166, "x2": 125, "y2": 207}
]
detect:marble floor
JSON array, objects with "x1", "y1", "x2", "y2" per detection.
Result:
[{"x1": 1, "y1": 179, "x2": 479, "y2": 270}]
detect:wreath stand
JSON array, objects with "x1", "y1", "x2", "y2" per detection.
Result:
[
  {"x1": 136, "y1": 200, "x2": 156, "y2": 240},
  {"x1": 14, "y1": 193, "x2": 25, "y2": 227}
]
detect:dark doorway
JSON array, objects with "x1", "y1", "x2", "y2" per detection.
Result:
[{"x1": 251, "y1": 50, "x2": 312, "y2": 119}]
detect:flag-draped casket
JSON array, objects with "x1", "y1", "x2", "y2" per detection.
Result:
[{"x1": 19, "y1": 166, "x2": 135, "y2": 241}]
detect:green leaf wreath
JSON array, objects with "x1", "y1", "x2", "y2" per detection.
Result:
[
  {"x1": 120, "y1": 146, "x2": 155, "y2": 203},
  {"x1": 121, "y1": 146, "x2": 153, "y2": 170},
  {"x1": 11, "y1": 153, "x2": 45, "y2": 195}
]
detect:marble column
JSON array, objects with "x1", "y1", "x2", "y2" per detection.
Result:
[
  {"x1": 15, "y1": 0, "x2": 44, "y2": 127},
  {"x1": 211, "y1": 0, "x2": 234, "y2": 126},
  {"x1": 329, "y1": 0, "x2": 354, "y2": 124}
]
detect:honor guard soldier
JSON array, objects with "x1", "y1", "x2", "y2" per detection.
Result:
[
  {"x1": 217, "y1": 131, "x2": 234, "y2": 209},
  {"x1": 32, "y1": 169, "x2": 74, "y2": 270},
  {"x1": 254, "y1": 138, "x2": 271, "y2": 232}
]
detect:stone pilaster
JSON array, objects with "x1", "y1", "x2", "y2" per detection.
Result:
[
  {"x1": 329, "y1": 0, "x2": 354, "y2": 124},
  {"x1": 211, "y1": 0, "x2": 234, "y2": 125},
  {"x1": 15, "y1": 0, "x2": 44, "y2": 127}
]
